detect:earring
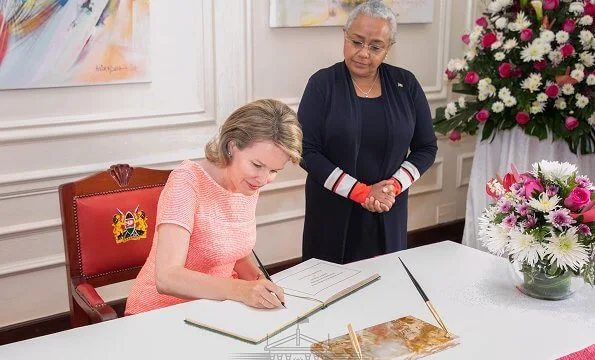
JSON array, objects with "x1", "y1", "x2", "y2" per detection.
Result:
[{"x1": 227, "y1": 150, "x2": 232, "y2": 157}]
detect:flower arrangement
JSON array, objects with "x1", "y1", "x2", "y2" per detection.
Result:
[
  {"x1": 479, "y1": 160, "x2": 595, "y2": 288},
  {"x1": 434, "y1": 0, "x2": 595, "y2": 154}
]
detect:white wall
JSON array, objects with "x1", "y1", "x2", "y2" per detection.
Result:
[{"x1": 0, "y1": 0, "x2": 476, "y2": 327}]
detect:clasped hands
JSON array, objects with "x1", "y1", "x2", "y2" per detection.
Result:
[{"x1": 362, "y1": 179, "x2": 397, "y2": 213}]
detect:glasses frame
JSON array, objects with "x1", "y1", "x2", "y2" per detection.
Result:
[{"x1": 343, "y1": 31, "x2": 392, "y2": 56}]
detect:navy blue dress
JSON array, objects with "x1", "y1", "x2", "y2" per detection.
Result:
[{"x1": 298, "y1": 61, "x2": 437, "y2": 264}]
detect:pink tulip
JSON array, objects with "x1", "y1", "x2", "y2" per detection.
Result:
[
  {"x1": 564, "y1": 187, "x2": 591, "y2": 210},
  {"x1": 475, "y1": 17, "x2": 488, "y2": 28},
  {"x1": 448, "y1": 130, "x2": 462, "y2": 142},
  {"x1": 545, "y1": 84, "x2": 560, "y2": 98},
  {"x1": 533, "y1": 60, "x2": 547, "y2": 71},
  {"x1": 561, "y1": 44, "x2": 575, "y2": 58},
  {"x1": 562, "y1": 19, "x2": 576, "y2": 33},
  {"x1": 482, "y1": 32, "x2": 497, "y2": 48},
  {"x1": 565, "y1": 116, "x2": 579, "y2": 130},
  {"x1": 464, "y1": 71, "x2": 479, "y2": 85},
  {"x1": 515, "y1": 112, "x2": 530, "y2": 125},
  {"x1": 523, "y1": 176, "x2": 544, "y2": 198},
  {"x1": 461, "y1": 34, "x2": 470, "y2": 45},
  {"x1": 543, "y1": 0, "x2": 560, "y2": 10},
  {"x1": 498, "y1": 63, "x2": 511, "y2": 78},
  {"x1": 475, "y1": 109, "x2": 490, "y2": 123},
  {"x1": 520, "y1": 29, "x2": 533, "y2": 41}
]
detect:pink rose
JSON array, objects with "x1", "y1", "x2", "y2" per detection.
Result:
[
  {"x1": 565, "y1": 116, "x2": 579, "y2": 130},
  {"x1": 511, "y1": 67, "x2": 523, "y2": 78},
  {"x1": 516, "y1": 112, "x2": 530, "y2": 125},
  {"x1": 562, "y1": 19, "x2": 576, "y2": 33},
  {"x1": 520, "y1": 29, "x2": 533, "y2": 42},
  {"x1": 564, "y1": 187, "x2": 591, "y2": 211},
  {"x1": 464, "y1": 71, "x2": 479, "y2": 85},
  {"x1": 522, "y1": 176, "x2": 544, "y2": 198},
  {"x1": 475, "y1": 109, "x2": 490, "y2": 123},
  {"x1": 482, "y1": 32, "x2": 498, "y2": 48},
  {"x1": 448, "y1": 130, "x2": 462, "y2": 142},
  {"x1": 585, "y1": 2, "x2": 595, "y2": 17},
  {"x1": 561, "y1": 44, "x2": 575, "y2": 58},
  {"x1": 533, "y1": 60, "x2": 547, "y2": 71},
  {"x1": 445, "y1": 69, "x2": 457, "y2": 79},
  {"x1": 498, "y1": 63, "x2": 511, "y2": 78},
  {"x1": 475, "y1": 17, "x2": 488, "y2": 28},
  {"x1": 461, "y1": 34, "x2": 470, "y2": 45},
  {"x1": 545, "y1": 84, "x2": 560, "y2": 98},
  {"x1": 543, "y1": 0, "x2": 559, "y2": 10}
]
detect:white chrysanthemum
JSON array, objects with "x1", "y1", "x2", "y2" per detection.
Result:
[
  {"x1": 545, "y1": 228, "x2": 590, "y2": 271},
  {"x1": 488, "y1": 1, "x2": 503, "y2": 13},
  {"x1": 580, "y1": 30, "x2": 594, "y2": 48},
  {"x1": 580, "y1": 52, "x2": 595, "y2": 67},
  {"x1": 495, "y1": 17, "x2": 508, "y2": 29},
  {"x1": 589, "y1": 113, "x2": 595, "y2": 127},
  {"x1": 575, "y1": 63, "x2": 585, "y2": 71},
  {"x1": 554, "y1": 98, "x2": 567, "y2": 110},
  {"x1": 503, "y1": 38, "x2": 518, "y2": 51},
  {"x1": 530, "y1": 100, "x2": 546, "y2": 114},
  {"x1": 536, "y1": 93, "x2": 548, "y2": 102},
  {"x1": 498, "y1": 87, "x2": 511, "y2": 99},
  {"x1": 548, "y1": 50, "x2": 564, "y2": 66},
  {"x1": 532, "y1": 160, "x2": 577, "y2": 182},
  {"x1": 508, "y1": 229, "x2": 544, "y2": 266},
  {"x1": 477, "y1": 78, "x2": 492, "y2": 91},
  {"x1": 540, "y1": 30, "x2": 555, "y2": 42},
  {"x1": 571, "y1": 69, "x2": 585, "y2": 82},
  {"x1": 528, "y1": 193, "x2": 561, "y2": 212},
  {"x1": 498, "y1": 0, "x2": 512, "y2": 7},
  {"x1": 562, "y1": 84, "x2": 575, "y2": 95},
  {"x1": 447, "y1": 58, "x2": 467, "y2": 72},
  {"x1": 588, "y1": 74, "x2": 595, "y2": 85},
  {"x1": 576, "y1": 94, "x2": 589, "y2": 108},
  {"x1": 515, "y1": 11, "x2": 531, "y2": 30},
  {"x1": 494, "y1": 52, "x2": 506, "y2": 61},
  {"x1": 479, "y1": 215, "x2": 509, "y2": 256},
  {"x1": 469, "y1": 26, "x2": 484, "y2": 45},
  {"x1": 555, "y1": 31, "x2": 570, "y2": 44},
  {"x1": 458, "y1": 96, "x2": 466, "y2": 109},
  {"x1": 492, "y1": 101, "x2": 505, "y2": 113},
  {"x1": 446, "y1": 102, "x2": 457, "y2": 116},
  {"x1": 580, "y1": 15, "x2": 594, "y2": 26},
  {"x1": 503, "y1": 96, "x2": 517, "y2": 107},
  {"x1": 508, "y1": 23, "x2": 520, "y2": 32},
  {"x1": 569, "y1": 2, "x2": 585, "y2": 14},
  {"x1": 465, "y1": 49, "x2": 477, "y2": 60},
  {"x1": 521, "y1": 73, "x2": 542, "y2": 92},
  {"x1": 521, "y1": 43, "x2": 545, "y2": 62},
  {"x1": 487, "y1": 178, "x2": 506, "y2": 198}
]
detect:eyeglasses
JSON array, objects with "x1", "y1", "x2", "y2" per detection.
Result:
[{"x1": 344, "y1": 33, "x2": 388, "y2": 55}]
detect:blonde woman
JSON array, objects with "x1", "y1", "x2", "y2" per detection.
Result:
[{"x1": 126, "y1": 99, "x2": 303, "y2": 314}]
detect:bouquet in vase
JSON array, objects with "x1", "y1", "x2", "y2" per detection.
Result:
[
  {"x1": 478, "y1": 160, "x2": 595, "y2": 298},
  {"x1": 434, "y1": 0, "x2": 595, "y2": 154}
]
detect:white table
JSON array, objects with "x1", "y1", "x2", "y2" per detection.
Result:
[{"x1": 1, "y1": 241, "x2": 594, "y2": 359}]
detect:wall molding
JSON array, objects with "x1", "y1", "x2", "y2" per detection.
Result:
[
  {"x1": 410, "y1": 157, "x2": 444, "y2": 196},
  {"x1": 0, "y1": 254, "x2": 64, "y2": 278},
  {"x1": 456, "y1": 152, "x2": 474, "y2": 188}
]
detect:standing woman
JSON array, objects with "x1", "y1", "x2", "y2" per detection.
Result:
[{"x1": 299, "y1": 1, "x2": 437, "y2": 264}]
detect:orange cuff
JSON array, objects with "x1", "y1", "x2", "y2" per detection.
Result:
[
  {"x1": 391, "y1": 178, "x2": 403, "y2": 196},
  {"x1": 349, "y1": 182, "x2": 371, "y2": 203}
]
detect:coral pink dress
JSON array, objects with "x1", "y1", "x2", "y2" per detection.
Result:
[{"x1": 125, "y1": 160, "x2": 258, "y2": 315}]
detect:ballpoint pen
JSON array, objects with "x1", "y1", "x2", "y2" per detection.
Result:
[{"x1": 252, "y1": 249, "x2": 286, "y2": 308}]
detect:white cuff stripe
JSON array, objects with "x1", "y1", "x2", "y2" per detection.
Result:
[
  {"x1": 324, "y1": 167, "x2": 344, "y2": 191},
  {"x1": 394, "y1": 171, "x2": 413, "y2": 190},
  {"x1": 335, "y1": 174, "x2": 357, "y2": 198},
  {"x1": 401, "y1": 161, "x2": 420, "y2": 180}
]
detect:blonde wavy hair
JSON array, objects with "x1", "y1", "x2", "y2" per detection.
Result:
[{"x1": 205, "y1": 99, "x2": 303, "y2": 167}]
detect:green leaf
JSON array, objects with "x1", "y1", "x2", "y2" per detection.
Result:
[{"x1": 452, "y1": 83, "x2": 477, "y2": 95}]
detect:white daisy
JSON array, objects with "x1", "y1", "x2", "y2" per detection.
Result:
[
  {"x1": 494, "y1": 52, "x2": 506, "y2": 61},
  {"x1": 548, "y1": 50, "x2": 564, "y2": 66},
  {"x1": 532, "y1": 160, "x2": 577, "y2": 182},
  {"x1": 503, "y1": 96, "x2": 517, "y2": 107},
  {"x1": 503, "y1": 38, "x2": 518, "y2": 51},
  {"x1": 540, "y1": 30, "x2": 555, "y2": 42},
  {"x1": 447, "y1": 58, "x2": 467, "y2": 72},
  {"x1": 556, "y1": 31, "x2": 570, "y2": 44},
  {"x1": 508, "y1": 229, "x2": 543, "y2": 266},
  {"x1": 571, "y1": 69, "x2": 585, "y2": 82},
  {"x1": 562, "y1": 84, "x2": 575, "y2": 95},
  {"x1": 555, "y1": 98, "x2": 567, "y2": 110},
  {"x1": 514, "y1": 11, "x2": 531, "y2": 30},
  {"x1": 545, "y1": 228, "x2": 590, "y2": 271},
  {"x1": 498, "y1": 87, "x2": 511, "y2": 99},
  {"x1": 479, "y1": 217, "x2": 509, "y2": 256},
  {"x1": 576, "y1": 94, "x2": 589, "y2": 108},
  {"x1": 521, "y1": 43, "x2": 546, "y2": 62},
  {"x1": 588, "y1": 74, "x2": 595, "y2": 86},
  {"x1": 521, "y1": 73, "x2": 542, "y2": 93},
  {"x1": 569, "y1": 2, "x2": 585, "y2": 14},
  {"x1": 580, "y1": 30, "x2": 594, "y2": 48},
  {"x1": 579, "y1": 15, "x2": 593, "y2": 26},
  {"x1": 492, "y1": 101, "x2": 505, "y2": 113},
  {"x1": 575, "y1": 63, "x2": 585, "y2": 71},
  {"x1": 530, "y1": 100, "x2": 546, "y2": 114},
  {"x1": 495, "y1": 17, "x2": 508, "y2": 29},
  {"x1": 580, "y1": 52, "x2": 595, "y2": 67},
  {"x1": 528, "y1": 193, "x2": 561, "y2": 212},
  {"x1": 536, "y1": 93, "x2": 548, "y2": 102}
]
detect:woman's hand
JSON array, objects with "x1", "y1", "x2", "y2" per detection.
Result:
[
  {"x1": 236, "y1": 279, "x2": 285, "y2": 309},
  {"x1": 362, "y1": 180, "x2": 395, "y2": 213}
]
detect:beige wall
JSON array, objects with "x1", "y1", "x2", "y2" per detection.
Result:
[{"x1": 0, "y1": 0, "x2": 476, "y2": 327}]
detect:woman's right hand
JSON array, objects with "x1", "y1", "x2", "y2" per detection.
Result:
[
  {"x1": 236, "y1": 279, "x2": 285, "y2": 309},
  {"x1": 363, "y1": 180, "x2": 396, "y2": 213}
]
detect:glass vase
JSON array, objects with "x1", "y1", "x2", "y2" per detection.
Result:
[{"x1": 508, "y1": 260, "x2": 584, "y2": 300}]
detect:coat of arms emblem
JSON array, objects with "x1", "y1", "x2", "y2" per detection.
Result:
[{"x1": 112, "y1": 206, "x2": 148, "y2": 243}]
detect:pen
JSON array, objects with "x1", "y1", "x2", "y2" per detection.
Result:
[
  {"x1": 398, "y1": 257, "x2": 450, "y2": 336},
  {"x1": 347, "y1": 323, "x2": 363, "y2": 360},
  {"x1": 252, "y1": 249, "x2": 286, "y2": 308}
]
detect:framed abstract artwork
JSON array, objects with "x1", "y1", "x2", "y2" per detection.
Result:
[
  {"x1": 269, "y1": 0, "x2": 434, "y2": 28},
  {"x1": 0, "y1": 0, "x2": 150, "y2": 90}
]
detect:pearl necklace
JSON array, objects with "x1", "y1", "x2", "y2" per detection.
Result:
[{"x1": 352, "y1": 71, "x2": 379, "y2": 98}]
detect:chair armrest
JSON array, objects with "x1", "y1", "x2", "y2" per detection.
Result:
[{"x1": 73, "y1": 283, "x2": 118, "y2": 323}]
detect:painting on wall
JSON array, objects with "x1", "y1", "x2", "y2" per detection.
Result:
[
  {"x1": 269, "y1": 0, "x2": 434, "y2": 28},
  {"x1": 0, "y1": 0, "x2": 150, "y2": 90}
]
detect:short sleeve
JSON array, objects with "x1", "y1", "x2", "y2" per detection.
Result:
[{"x1": 156, "y1": 167, "x2": 198, "y2": 233}]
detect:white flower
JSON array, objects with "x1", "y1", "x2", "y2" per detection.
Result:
[
  {"x1": 521, "y1": 73, "x2": 542, "y2": 93},
  {"x1": 447, "y1": 58, "x2": 467, "y2": 72},
  {"x1": 588, "y1": 74, "x2": 595, "y2": 85},
  {"x1": 479, "y1": 213, "x2": 509, "y2": 256},
  {"x1": 532, "y1": 160, "x2": 577, "y2": 182},
  {"x1": 495, "y1": 17, "x2": 508, "y2": 29},
  {"x1": 528, "y1": 193, "x2": 561, "y2": 212},
  {"x1": 494, "y1": 52, "x2": 506, "y2": 61},
  {"x1": 530, "y1": 100, "x2": 546, "y2": 114},
  {"x1": 503, "y1": 39, "x2": 518, "y2": 51},
  {"x1": 575, "y1": 63, "x2": 585, "y2": 71},
  {"x1": 491, "y1": 40, "x2": 503, "y2": 50},
  {"x1": 508, "y1": 22, "x2": 520, "y2": 32},
  {"x1": 589, "y1": 113, "x2": 595, "y2": 126},
  {"x1": 548, "y1": 50, "x2": 564, "y2": 66},
  {"x1": 536, "y1": 93, "x2": 548, "y2": 102},
  {"x1": 503, "y1": 96, "x2": 517, "y2": 107},
  {"x1": 508, "y1": 229, "x2": 543, "y2": 266},
  {"x1": 488, "y1": 1, "x2": 503, "y2": 13},
  {"x1": 576, "y1": 94, "x2": 589, "y2": 108},
  {"x1": 492, "y1": 101, "x2": 505, "y2": 113},
  {"x1": 446, "y1": 102, "x2": 457, "y2": 116},
  {"x1": 555, "y1": 98, "x2": 567, "y2": 110},
  {"x1": 458, "y1": 96, "x2": 466, "y2": 109},
  {"x1": 521, "y1": 43, "x2": 546, "y2": 62},
  {"x1": 561, "y1": 84, "x2": 575, "y2": 95},
  {"x1": 545, "y1": 228, "x2": 589, "y2": 271},
  {"x1": 580, "y1": 15, "x2": 594, "y2": 26},
  {"x1": 540, "y1": 30, "x2": 555, "y2": 42},
  {"x1": 514, "y1": 11, "x2": 531, "y2": 30},
  {"x1": 569, "y1": 2, "x2": 585, "y2": 14},
  {"x1": 498, "y1": 87, "x2": 511, "y2": 99},
  {"x1": 498, "y1": 0, "x2": 512, "y2": 7},
  {"x1": 555, "y1": 31, "x2": 570, "y2": 44},
  {"x1": 571, "y1": 69, "x2": 585, "y2": 82},
  {"x1": 580, "y1": 52, "x2": 595, "y2": 67},
  {"x1": 580, "y1": 30, "x2": 594, "y2": 48},
  {"x1": 465, "y1": 49, "x2": 477, "y2": 60}
]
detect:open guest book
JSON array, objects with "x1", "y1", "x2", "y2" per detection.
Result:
[
  {"x1": 311, "y1": 316, "x2": 459, "y2": 359},
  {"x1": 184, "y1": 258, "x2": 380, "y2": 344}
]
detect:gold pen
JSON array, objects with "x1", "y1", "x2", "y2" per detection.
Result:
[{"x1": 347, "y1": 323, "x2": 363, "y2": 360}]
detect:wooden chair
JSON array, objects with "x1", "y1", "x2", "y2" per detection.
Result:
[{"x1": 59, "y1": 164, "x2": 171, "y2": 327}]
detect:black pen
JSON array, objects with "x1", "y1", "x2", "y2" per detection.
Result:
[
  {"x1": 252, "y1": 249, "x2": 286, "y2": 308},
  {"x1": 398, "y1": 257, "x2": 449, "y2": 335}
]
